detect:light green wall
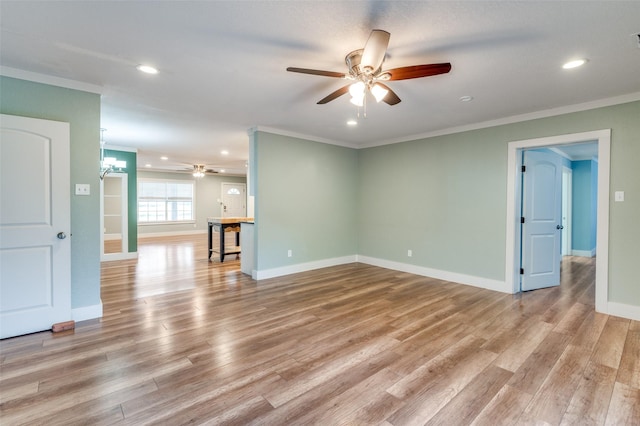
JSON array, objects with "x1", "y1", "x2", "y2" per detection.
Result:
[
  {"x1": 0, "y1": 76, "x2": 101, "y2": 310},
  {"x1": 253, "y1": 131, "x2": 358, "y2": 270},
  {"x1": 137, "y1": 170, "x2": 246, "y2": 234},
  {"x1": 253, "y1": 101, "x2": 639, "y2": 308},
  {"x1": 358, "y1": 100, "x2": 640, "y2": 306},
  {"x1": 358, "y1": 131, "x2": 506, "y2": 280}
]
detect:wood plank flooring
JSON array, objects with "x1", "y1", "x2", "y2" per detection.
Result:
[{"x1": 1, "y1": 234, "x2": 638, "y2": 425}]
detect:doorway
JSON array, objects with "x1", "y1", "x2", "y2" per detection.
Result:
[
  {"x1": 100, "y1": 173, "x2": 130, "y2": 261},
  {"x1": 221, "y1": 182, "x2": 247, "y2": 217},
  {"x1": 505, "y1": 130, "x2": 610, "y2": 313}
]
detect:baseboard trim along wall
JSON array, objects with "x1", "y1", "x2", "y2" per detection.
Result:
[
  {"x1": 356, "y1": 255, "x2": 509, "y2": 294},
  {"x1": 607, "y1": 302, "x2": 640, "y2": 321},
  {"x1": 571, "y1": 249, "x2": 596, "y2": 257},
  {"x1": 101, "y1": 252, "x2": 138, "y2": 261},
  {"x1": 138, "y1": 230, "x2": 207, "y2": 238},
  {"x1": 254, "y1": 255, "x2": 357, "y2": 280},
  {"x1": 72, "y1": 301, "x2": 103, "y2": 322}
]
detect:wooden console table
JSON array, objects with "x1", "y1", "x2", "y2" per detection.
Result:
[{"x1": 207, "y1": 217, "x2": 253, "y2": 262}]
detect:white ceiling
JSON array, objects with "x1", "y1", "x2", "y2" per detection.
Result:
[{"x1": 1, "y1": 1, "x2": 639, "y2": 175}]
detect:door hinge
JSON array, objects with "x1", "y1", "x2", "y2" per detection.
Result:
[
  {"x1": 521, "y1": 165, "x2": 526, "y2": 172},
  {"x1": 520, "y1": 268, "x2": 524, "y2": 275},
  {"x1": 521, "y1": 217, "x2": 525, "y2": 224}
]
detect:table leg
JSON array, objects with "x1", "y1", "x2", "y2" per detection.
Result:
[
  {"x1": 219, "y1": 226, "x2": 225, "y2": 262},
  {"x1": 208, "y1": 223, "x2": 213, "y2": 260}
]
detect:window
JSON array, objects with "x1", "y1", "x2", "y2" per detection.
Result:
[{"x1": 138, "y1": 179, "x2": 195, "y2": 223}]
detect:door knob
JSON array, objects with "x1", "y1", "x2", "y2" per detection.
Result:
[
  {"x1": 556, "y1": 225, "x2": 564, "y2": 230},
  {"x1": 57, "y1": 232, "x2": 67, "y2": 239}
]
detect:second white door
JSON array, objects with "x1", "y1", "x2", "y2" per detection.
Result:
[{"x1": 221, "y1": 183, "x2": 246, "y2": 217}]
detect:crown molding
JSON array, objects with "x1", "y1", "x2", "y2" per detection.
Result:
[
  {"x1": 0, "y1": 66, "x2": 103, "y2": 94},
  {"x1": 249, "y1": 126, "x2": 360, "y2": 149},
  {"x1": 362, "y1": 92, "x2": 640, "y2": 148}
]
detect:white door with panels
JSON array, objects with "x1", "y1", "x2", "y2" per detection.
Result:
[
  {"x1": 0, "y1": 114, "x2": 71, "y2": 339},
  {"x1": 521, "y1": 150, "x2": 563, "y2": 291},
  {"x1": 221, "y1": 183, "x2": 246, "y2": 217}
]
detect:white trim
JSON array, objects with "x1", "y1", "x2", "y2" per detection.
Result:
[
  {"x1": 505, "y1": 129, "x2": 610, "y2": 314},
  {"x1": 250, "y1": 126, "x2": 360, "y2": 149},
  {"x1": 356, "y1": 93, "x2": 640, "y2": 148},
  {"x1": 138, "y1": 229, "x2": 207, "y2": 238},
  {"x1": 103, "y1": 233, "x2": 122, "y2": 241},
  {"x1": 72, "y1": 302, "x2": 103, "y2": 322},
  {"x1": 251, "y1": 93, "x2": 639, "y2": 150},
  {"x1": 0, "y1": 66, "x2": 103, "y2": 94},
  {"x1": 607, "y1": 302, "x2": 640, "y2": 321},
  {"x1": 103, "y1": 143, "x2": 138, "y2": 153},
  {"x1": 571, "y1": 249, "x2": 596, "y2": 258},
  {"x1": 101, "y1": 252, "x2": 138, "y2": 261},
  {"x1": 254, "y1": 255, "x2": 357, "y2": 280},
  {"x1": 357, "y1": 256, "x2": 508, "y2": 293}
]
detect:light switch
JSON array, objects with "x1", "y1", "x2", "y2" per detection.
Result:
[
  {"x1": 614, "y1": 191, "x2": 624, "y2": 202},
  {"x1": 75, "y1": 184, "x2": 90, "y2": 196}
]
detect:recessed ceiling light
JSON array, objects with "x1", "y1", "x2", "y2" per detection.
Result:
[
  {"x1": 459, "y1": 95, "x2": 474, "y2": 102},
  {"x1": 347, "y1": 120, "x2": 357, "y2": 126},
  {"x1": 145, "y1": 163, "x2": 152, "y2": 168},
  {"x1": 136, "y1": 64, "x2": 159, "y2": 74},
  {"x1": 219, "y1": 169, "x2": 225, "y2": 173},
  {"x1": 160, "y1": 156, "x2": 168, "y2": 160},
  {"x1": 562, "y1": 59, "x2": 587, "y2": 69},
  {"x1": 221, "y1": 150, "x2": 229, "y2": 155}
]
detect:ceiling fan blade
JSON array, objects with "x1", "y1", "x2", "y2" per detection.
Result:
[
  {"x1": 376, "y1": 83, "x2": 401, "y2": 105},
  {"x1": 360, "y1": 29, "x2": 390, "y2": 74},
  {"x1": 317, "y1": 85, "x2": 351, "y2": 104},
  {"x1": 286, "y1": 67, "x2": 346, "y2": 78},
  {"x1": 385, "y1": 63, "x2": 452, "y2": 80}
]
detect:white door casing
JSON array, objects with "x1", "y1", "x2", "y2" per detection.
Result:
[
  {"x1": 505, "y1": 129, "x2": 610, "y2": 313},
  {"x1": 0, "y1": 114, "x2": 71, "y2": 339},
  {"x1": 521, "y1": 150, "x2": 562, "y2": 291},
  {"x1": 221, "y1": 183, "x2": 246, "y2": 217},
  {"x1": 561, "y1": 167, "x2": 572, "y2": 256}
]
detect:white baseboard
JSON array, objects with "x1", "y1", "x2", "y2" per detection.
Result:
[
  {"x1": 357, "y1": 255, "x2": 509, "y2": 293},
  {"x1": 72, "y1": 301, "x2": 103, "y2": 322},
  {"x1": 104, "y1": 233, "x2": 122, "y2": 241},
  {"x1": 101, "y1": 251, "x2": 138, "y2": 261},
  {"x1": 254, "y1": 255, "x2": 357, "y2": 280},
  {"x1": 606, "y1": 302, "x2": 640, "y2": 321},
  {"x1": 138, "y1": 230, "x2": 207, "y2": 238},
  {"x1": 572, "y1": 249, "x2": 596, "y2": 257}
]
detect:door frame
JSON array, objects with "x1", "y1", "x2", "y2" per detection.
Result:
[
  {"x1": 505, "y1": 129, "x2": 610, "y2": 313},
  {"x1": 100, "y1": 172, "x2": 132, "y2": 261},
  {"x1": 561, "y1": 166, "x2": 573, "y2": 256}
]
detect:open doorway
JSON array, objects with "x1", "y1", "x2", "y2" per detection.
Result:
[{"x1": 505, "y1": 129, "x2": 610, "y2": 313}]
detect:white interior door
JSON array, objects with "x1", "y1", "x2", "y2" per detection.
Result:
[
  {"x1": 0, "y1": 114, "x2": 71, "y2": 339},
  {"x1": 221, "y1": 183, "x2": 246, "y2": 217},
  {"x1": 521, "y1": 150, "x2": 562, "y2": 291}
]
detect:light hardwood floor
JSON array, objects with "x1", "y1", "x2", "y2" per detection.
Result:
[{"x1": 1, "y1": 234, "x2": 638, "y2": 425}]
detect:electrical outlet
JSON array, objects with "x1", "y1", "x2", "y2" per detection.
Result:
[
  {"x1": 407, "y1": 249, "x2": 412, "y2": 257},
  {"x1": 287, "y1": 249, "x2": 292, "y2": 257},
  {"x1": 75, "y1": 184, "x2": 90, "y2": 195}
]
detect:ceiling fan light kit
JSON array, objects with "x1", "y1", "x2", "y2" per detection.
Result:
[
  {"x1": 192, "y1": 164, "x2": 206, "y2": 178},
  {"x1": 287, "y1": 29, "x2": 452, "y2": 112}
]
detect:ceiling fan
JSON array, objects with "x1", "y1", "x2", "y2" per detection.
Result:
[
  {"x1": 187, "y1": 164, "x2": 218, "y2": 177},
  {"x1": 287, "y1": 29, "x2": 451, "y2": 106}
]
